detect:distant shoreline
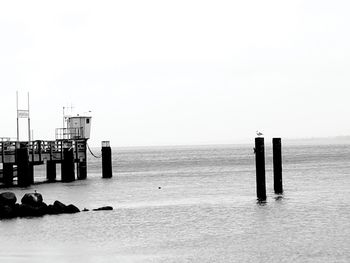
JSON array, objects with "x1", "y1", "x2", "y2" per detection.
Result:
[{"x1": 87, "y1": 136, "x2": 350, "y2": 149}]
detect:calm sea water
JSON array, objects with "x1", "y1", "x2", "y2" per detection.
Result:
[{"x1": 0, "y1": 142, "x2": 349, "y2": 262}]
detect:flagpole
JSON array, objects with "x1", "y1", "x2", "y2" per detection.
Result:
[
  {"x1": 63, "y1": 106, "x2": 65, "y2": 129},
  {"x1": 16, "y1": 91, "x2": 19, "y2": 141},
  {"x1": 28, "y1": 92, "x2": 31, "y2": 143}
]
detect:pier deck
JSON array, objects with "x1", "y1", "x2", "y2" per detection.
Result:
[
  {"x1": 0, "y1": 139, "x2": 88, "y2": 186},
  {"x1": 0, "y1": 139, "x2": 87, "y2": 164}
]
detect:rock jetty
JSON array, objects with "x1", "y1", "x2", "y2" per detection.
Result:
[{"x1": 0, "y1": 191, "x2": 113, "y2": 219}]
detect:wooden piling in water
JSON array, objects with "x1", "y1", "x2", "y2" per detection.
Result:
[
  {"x1": 273, "y1": 138, "x2": 283, "y2": 194},
  {"x1": 16, "y1": 146, "x2": 31, "y2": 187},
  {"x1": 28, "y1": 163, "x2": 34, "y2": 184},
  {"x1": 77, "y1": 160, "x2": 87, "y2": 180},
  {"x1": 102, "y1": 141, "x2": 112, "y2": 178},
  {"x1": 46, "y1": 160, "x2": 56, "y2": 182},
  {"x1": 3, "y1": 163, "x2": 14, "y2": 186},
  {"x1": 61, "y1": 148, "x2": 75, "y2": 182},
  {"x1": 255, "y1": 137, "x2": 266, "y2": 201},
  {"x1": 77, "y1": 140, "x2": 87, "y2": 180}
]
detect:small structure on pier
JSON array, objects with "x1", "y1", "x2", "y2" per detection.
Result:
[{"x1": 55, "y1": 116, "x2": 92, "y2": 140}]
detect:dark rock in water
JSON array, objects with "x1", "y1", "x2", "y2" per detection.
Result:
[
  {"x1": 52, "y1": 200, "x2": 67, "y2": 214},
  {"x1": 13, "y1": 203, "x2": 20, "y2": 216},
  {"x1": 0, "y1": 192, "x2": 17, "y2": 206},
  {"x1": 0, "y1": 205, "x2": 15, "y2": 218},
  {"x1": 65, "y1": 204, "x2": 80, "y2": 214},
  {"x1": 21, "y1": 192, "x2": 43, "y2": 206},
  {"x1": 93, "y1": 206, "x2": 113, "y2": 211},
  {"x1": 17, "y1": 204, "x2": 36, "y2": 217},
  {"x1": 39, "y1": 202, "x2": 48, "y2": 215},
  {"x1": 47, "y1": 204, "x2": 59, "y2": 215},
  {"x1": 0, "y1": 191, "x2": 82, "y2": 219},
  {"x1": 82, "y1": 208, "x2": 89, "y2": 212},
  {"x1": 16, "y1": 202, "x2": 47, "y2": 217},
  {"x1": 47, "y1": 201, "x2": 80, "y2": 215}
]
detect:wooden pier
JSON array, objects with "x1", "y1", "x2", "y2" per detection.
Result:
[
  {"x1": 0, "y1": 139, "x2": 87, "y2": 187},
  {"x1": 0, "y1": 95, "x2": 111, "y2": 188}
]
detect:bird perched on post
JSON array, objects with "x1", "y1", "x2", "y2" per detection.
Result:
[{"x1": 256, "y1": 131, "x2": 263, "y2": 137}]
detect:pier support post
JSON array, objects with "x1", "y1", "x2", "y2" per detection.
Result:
[
  {"x1": 16, "y1": 146, "x2": 31, "y2": 187},
  {"x1": 28, "y1": 163, "x2": 34, "y2": 185},
  {"x1": 3, "y1": 163, "x2": 14, "y2": 186},
  {"x1": 255, "y1": 137, "x2": 266, "y2": 201},
  {"x1": 77, "y1": 160, "x2": 87, "y2": 180},
  {"x1": 273, "y1": 138, "x2": 283, "y2": 194},
  {"x1": 61, "y1": 148, "x2": 75, "y2": 182},
  {"x1": 102, "y1": 141, "x2": 112, "y2": 178},
  {"x1": 46, "y1": 160, "x2": 56, "y2": 182},
  {"x1": 77, "y1": 140, "x2": 87, "y2": 180}
]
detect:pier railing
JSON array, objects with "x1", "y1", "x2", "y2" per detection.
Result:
[
  {"x1": 55, "y1": 128, "x2": 83, "y2": 140},
  {"x1": 0, "y1": 139, "x2": 87, "y2": 164}
]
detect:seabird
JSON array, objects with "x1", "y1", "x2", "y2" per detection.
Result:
[{"x1": 256, "y1": 130, "x2": 263, "y2": 137}]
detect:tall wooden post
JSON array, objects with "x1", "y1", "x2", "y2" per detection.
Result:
[
  {"x1": 77, "y1": 140, "x2": 87, "y2": 180},
  {"x1": 255, "y1": 137, "x2": 266, "y2": 201},
  {"x1": 273, "y1": 138, "x2": 283, "y2": 194},
  {"x1": 16, "y1": 146, "x2": 31, "y2": 187},
  {"x1": 102, "y1": 141, "x2": 112, "y2": 178},
  {"x1": 77, "y1": 160, "x2": 87, "y2": 180},
  {"x1": 3, "y1": 163, "x2": 14, "y2": 186},
  {"x1": 61, "y1": 147, "x2": 75, "y2": 182},
  {"x1": 46, "y1": 160, "x2": 56, "y2": 182},
  {"x1": 28, "y1": 163, "x2": 34, "y2": 184}
]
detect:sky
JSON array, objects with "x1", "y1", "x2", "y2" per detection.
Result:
[{"x1": 0, "y1": 0, "x2": 349, "y2": 147}]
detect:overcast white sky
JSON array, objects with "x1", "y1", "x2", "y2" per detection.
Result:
[{"x1": 0, "y1": 0, "x2": 349, "y2": 146}]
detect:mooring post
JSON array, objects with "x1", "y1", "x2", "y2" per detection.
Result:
[
  {"x1": 16, "y1": 145, "x2": 31, "y2": 187},
  {"x1": 28, "y1": 163, "x2": 34, "y2": 184},
  {"x1": 46, "y1": 160, "x2": 56, "y2": 182},
  {"x1": 77, "y1": 140, "x2": 87, "y2": 180},
  {"x1": 3, "y1": 163, "x2": 14, "y2": 186},
  {"x1": 61, "y1": 147, "x2": 75, "y2": 182},
  {"x1": 102, "y1": 141, "x2": 112, "y2": 178},
  {"x1": 273, "y1": 138, "x2": 283, "y2": 194},
  {"x1": 77, "y1": 160, "x2": 87, "y2": 180},
  {"x1": 255, "y1": 137, "x2": 266, "y2": 201}
]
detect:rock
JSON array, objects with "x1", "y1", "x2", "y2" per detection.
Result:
[
  {"x1": 21, "y1": 192, "x2": 43, "y2": 206},
  {"x1": 82, "y1": 208, "x2": 89, "y2": 212},
  {"x1": 65, "y1": 204, "x2": 80, "y2": 214},
  {"x1": 17, "y1": 204, "x2": 33, "y2": 217},
  {"x1": 0, "y1": 205, "x2": 15, "y2": 218},
  {"x1": 13, "y1": 203, "x2": 20, "y2": 216},
  {"x1": 46, "y1": 204, "x2": 59, "y2": 215},
  {"x1": 93, "y1": 206, "x2": 113, "y2": 211},
  {"x1": 39, "y1": 202, "x2": 48, "y2": 215},
  {"x1": 47, "y1": 202, "x2": 80, "y2": 214},
  {"x1": 0, "y1": 192, "x2": 17, "y2": 206},
  {"x1": 0, "y1": 191, "x2": 82, "y2": 219},
  {"x1": 17, "y1": 202, "x2": 48, "y2": 217},
  {"x1": 52, "y1": 200, "x2": 67, "y2": 214}
]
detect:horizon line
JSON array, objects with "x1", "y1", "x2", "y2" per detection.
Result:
[{"x1": 87, "y1": 135, "x2": 350, "y2": 148}]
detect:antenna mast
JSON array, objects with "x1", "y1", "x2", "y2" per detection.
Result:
[{"x1": 16, "y1": 91, "x2": 19, "y2": 141}]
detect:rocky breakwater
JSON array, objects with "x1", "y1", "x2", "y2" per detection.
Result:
[{"x1": 0, "y1": 191, "x2": 113, "y2": 219}]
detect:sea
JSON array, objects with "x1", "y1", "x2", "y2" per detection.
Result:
[{"x1": 0, "y1": 141, "x2": 349, "y2": 262}]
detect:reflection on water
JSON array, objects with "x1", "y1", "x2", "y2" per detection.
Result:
[{"x1": 0, "y1": 144, "x2": 349, "y2": 262}]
